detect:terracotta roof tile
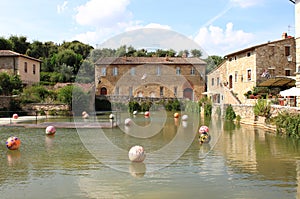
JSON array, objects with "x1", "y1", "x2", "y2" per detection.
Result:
[
  {"x1": 0, "y1": 50, "x2": 42, "y2": 62},
  {"x1": 95, "y1": 56, "x2": 206, "y2": 65}
]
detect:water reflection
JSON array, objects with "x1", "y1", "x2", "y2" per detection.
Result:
[
  {"x1": 7, "y1": 150, "x2": 21, "y2": 166},
  {"x1": 129, "y1": 162, "x2": 146, "y2": 178},
  {"x1": 0, "y1": 116, "x2": 299, "y2": 198}
]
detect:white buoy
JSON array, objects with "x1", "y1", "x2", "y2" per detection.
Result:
[
  {"x1": 125, "y1": 118, "x2": 132, "y2": 126},
  {"x1": 181, "y1": 114, "x2": 188, "y2": 121},
  {"x1": 82, "y1": 111, "x2": 89, "y2": 119},
  {"x1": 128, "y1": 145, "x2": 146, "y2": 162},
  {"x1": 109, "y1": 113, "x2": 115, "y2": 119}
]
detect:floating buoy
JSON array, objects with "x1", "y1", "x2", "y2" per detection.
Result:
[
  {"x1": 144, "y1": 111, "x2": 150, "y2": 117},
  {"x1": 109, "y1": 113, "x2": 115, "y2": 119},
  {"x1": 174, "y1": 112, "x2": 179, "y2": 118},
  {"x1": 45, "y1": 125, "x2": 56, "y2": 135},
  {"x1": 133, "y1": 111, "x2": 138, "y2": 115},
  {"x1": 128, "y1": 145, "x2": 146, "y2": 162},
  {"x1": 6, "y1": 136, "x2": 21, "y2": 150},
  {"x1": 82, "y1": 111, "x2": 89, "y2": 119},
  {"x1": 181, "y1": 114, "x2": 188, "y2": 121},
  {"x1": 12, "y1": 114, "x2": 18, "y2": 119},
  {"x1": 199, "y1": 125, "x2": 209, "y2": 134},
  {"x1": 199, "y1": 132, "x2": 211, "y2": 144},
  {"x1": 125, "y1": 118, "x2": 132, "y2": 126}
]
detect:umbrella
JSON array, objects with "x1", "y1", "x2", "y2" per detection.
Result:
[{"x1": 279, "y1": 87, "x2": 300, "y2": 97}]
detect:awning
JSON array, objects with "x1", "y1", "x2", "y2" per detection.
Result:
[
  {"x1": 258, "y1": 76, "x2": 296, "y2": 87},
  {"x1": 279, "y1": 87, "x2": 300, "y2": 97}
]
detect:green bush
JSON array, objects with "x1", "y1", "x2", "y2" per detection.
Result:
[
  {"x1": 20, "y1": 85, "x2": 55, "y2": 103},
  {"x1": 128, "y1": 101, "x2": 140, "y2": 113},
  {"x1": 253, "y1": 99, "x2": 270, "y2": 117},
  {"x1": 225, "y1": 104, "x2": 236, "y2": 121},
  {"x1": 273, "y1": 112, "x2": 300, "y2": 138}
]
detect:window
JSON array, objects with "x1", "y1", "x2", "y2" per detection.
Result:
[
  {"x1": 247, "y1": 69, "x2": 251, "y2": 81},
  {"x1": 130, "y1": 68, "x2": 135, "y2": 76},
  {"x1": 190, "y1": 67, "x2": 195, "y2": 75},
  {"x1": 157, "y1": 66, "x2": 161, "y2": 76},
  {"x1": 24, "y1": 62, "x2": 27, "y2": 73},
  {"x1": 33, "y1": 64, "x2": 36, "y2": 74},
  {"x1": 217, "y1": 77, "x2": 220, "y2": 86},
  {"x1": 160, "y1": 86, "x2": 164, "y2": 96},
  {"x1": 113, "y1": 67, "x2": 118, "y2": 76},
  {"x1": 285, "y1": 70, "x2": 291, "y2": 76},
  {"x1": 212, "y1": 78, "x2": 214, "y2": 86},
  {"x1": 285, "y1": 46, "x2": 291, "y2": 56},
  {"x1": 235, "y1": 71, "x2": 238, "y2": 82},
  {"x1": 174, "y1": 86, "x2": 177, "y2": 96},
  {"x1": 176, "y1": 67, "x2": 181, "y2": 75},
  {"x1": 101, "y1": 67, "x2": 106, "y2": 76},
  {"x1": 247, "y1": 52, "x2": 251, "y2": 57}
]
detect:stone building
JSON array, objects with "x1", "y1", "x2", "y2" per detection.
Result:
[
  {"x1": 95, "y1": 56, "x2": 206, "y2": 102},
  {"x1": 0, "y1": 50, "x2": 41, "y2": 85},
  {"x1": 207, "y1": 33, "x2": 296, "y2": 105}
]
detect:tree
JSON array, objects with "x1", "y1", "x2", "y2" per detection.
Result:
[
  {"x1": 26, "y1": 40, "x2": 45, "y2": 59},
  {"x1": 177, "y1": 49, "x2": 189, "y2": 57},
  {"x1": 0, "y1": 72, "x2": 22, "y2": 95},
  {"x1": 9, "y1": 35, "x2": 30, "y2": 54},
  {"x1": 190, "y1": 49, "x2": 202, "y2": 57},
  {"x1": 205, "y1": 55, "x2": 224, "y2": 73},
  {"x1": 0, "y1": 37, "x2": 12, "y2": 50},
  {"x1": 57, "y1": 85, "x2": 89, "y2": 114},
  {"x1": 59, "y1": 40, "x2": 93, "y2": 59}
]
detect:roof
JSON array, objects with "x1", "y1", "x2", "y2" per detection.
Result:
[
  {"x1": 224, "y1": 37, "x2": 294, "y2": 58},
  {"x1": 0, "y1": 50, "x2": 42, "y2": 62},
  {"x1": 258, "y1": 76, "x2": 296, "y2": 87},
  {"x1": 95, "y1": 56, "x2": 206, "y2": 65}
]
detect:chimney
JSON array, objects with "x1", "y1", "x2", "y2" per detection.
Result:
[{"x1": 282, "y1": 32, "x2": 288, "y2": 39}]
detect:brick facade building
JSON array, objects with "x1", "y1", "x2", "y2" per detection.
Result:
[{"x1": 95, "y1": 57, "x2": 207, "y2": 101}]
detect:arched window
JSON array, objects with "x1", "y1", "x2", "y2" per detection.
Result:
[{"x1": 100, "y1": 87, "x2": 107, "y2": 95}]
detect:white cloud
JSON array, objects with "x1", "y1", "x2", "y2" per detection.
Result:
[
  {"x1": 75, "y1": 0, "x2": 131, "y2": 27},
  {"x1": 230, "y1": 0, "x2": 262, "y2": 8},
  {"x1": 57, "y1": 1, "x2": 68, "y2": 14},
  {"x1": 194, "y1": 22, "x2": 254, "y2": 56},
  {"x1": 125, "y1": 22, "x2": 171, "y2": 31}
]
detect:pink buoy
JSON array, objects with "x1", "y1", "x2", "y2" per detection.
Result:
[
  {"x1": 46, "y1": 126, "x2": 56, "y2": 135},
  {"x1": 199, "y1": 125, "x2": 209, "y2": 134},
  {"x1": 12, "y1": 114, "x2": 18, "y2": 119},
  {"x1": 6, "y1": 136, "x2": 21, "y2": 150},
  {"x1": 144, "y1": 111, "x2": 150, "y2": 117},
  {"x1": 128, "y1": 145, "x2": 146, "y2": 162}
]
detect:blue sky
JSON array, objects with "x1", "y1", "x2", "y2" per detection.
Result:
[{"x1": 0, "y1": 0, "x2": 295, "y2": 56}]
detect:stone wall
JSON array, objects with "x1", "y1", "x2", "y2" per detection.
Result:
[
  {"x1": 213, "y1": 103, "x2": 300, "y2": 126},
  {"x1": 22, "y1": 103, "x2": 70, "y2": 116}
]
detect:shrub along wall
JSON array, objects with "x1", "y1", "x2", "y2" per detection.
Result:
[{"x1": 213, "y1": 103, "x2": 300, "y2": 123}]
